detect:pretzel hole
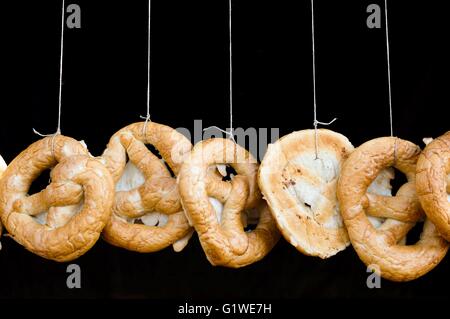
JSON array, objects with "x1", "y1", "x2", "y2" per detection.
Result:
[
  {"x1": 217, "y1": 165, "x2": 237, "y2": 181},
  {"x1": 132, "y1": 213, "x2": 168, "y2": 227},
  {"x1": 405, "y1": 221, "x2": 424, "y2": 245},
  {"x1": 244, "y1": 209, "x2": 260, "y2": 231},
  {"x1": 116, "y1": 163, "x2": 170, "y2": 228},
  {"x1": 28, "y1": 168, "x2": 52, "y2": 196},
  {"x1": 146, "y1": 144, "x2": 175, "y2": 177},
  {"x1": 389, "y1": 168, "x2": 407, "y2": 196},
  {"x1": 208, "y1": 196, "x2": 251, "y2": 229}
]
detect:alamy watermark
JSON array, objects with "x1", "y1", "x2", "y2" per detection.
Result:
[{"x1": 172, "y1": 119, "x2": 279, "y2": 164}]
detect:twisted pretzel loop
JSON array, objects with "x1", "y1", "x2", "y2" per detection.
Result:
[
  {"x1": 337, "y1": 137, "x2": 448, "y2": 281},
  {"x1": 179, "y1": 138, "x2": 280, "y2": 268},
  {"x1": 0, "y1": 136, "x2": 114, "y2": 261},
  {"x1": 101, "y1": 122, "x2": 193, "y2": 252},
  {"x1": 416, "y1": 131, "x2": 450, "y2": 241}
]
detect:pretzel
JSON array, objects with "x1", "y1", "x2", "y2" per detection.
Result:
[
  {"x1": 259, "y1": 129, "x2": 355, "y2": 258},
  {"x1": 416, "y1": 131, "x2": 450, "y2": 241},
  {"x1": 178, "y1": 138, "x2": 280, "y2": 268},
  {"x1": 0, "y1": 136, "x2": 114, "y2": 261},
  {"x1": 337, "y1": 137, "x2": 449, "y2": 281},
  {"x1": 258, "y1": 129, "x2": 396, "y2": 258},
  {"x1": 101, "y1": 122, "x2": 193, "y2": 252}
]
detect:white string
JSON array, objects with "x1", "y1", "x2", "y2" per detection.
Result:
[
  {"x1": 384, "y1": 0, "x2": 398, "y2": 164},
  {"x1": 33, "y1": 0, "x2": 65, "y2": 138},
  {"x1": 311, "y1": 0, "x2": 337, "y2": 159},
  {"x1": 142, "y1": 0, "x2": 152, "y2": 136},
  {"x1": 384, "y1": 0, "x2": 393, "y2": 137},
  {"x1": 228, "y1": 0, "x2": 233, "y2": 139},
  {"x1": 204, "y1": 0, "x2": 234, "y2": 142}
]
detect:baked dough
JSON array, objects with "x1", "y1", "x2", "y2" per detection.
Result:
[
  {"x1": 259, "y1": 129, "x2": 396, "y2": 258},
  {"x1": 416, "y1": 131, "x2": 450, "y2": 241},
  {"x1": 178, "y1": 138, "x2": 280, "y2": 268},
  {"x1": 0, "y1": 136, "x2": 114, "y2": 261},
  {"x1": 337, "y1": 137, "x2": 448, "y2": 281},
  {"x1": 101, "y1": 122, "x2": 193, "y2": 252}
]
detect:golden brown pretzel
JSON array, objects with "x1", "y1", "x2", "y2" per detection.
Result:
[
  {"x1": 0, "y1": 136, "x2": 114, "y2": 261},
  {"x1": 416, "y1": 131, "x2": 450, "y2": 241},
  {"x1": 101, "y1": 122, "x2": 193, "y2": 252},
  {"x1": 337, "y1": 137, "x2": 448, "y2": 281},
  {"x1": 178, "y1": 138, "x2": 280, "y2": 268}
]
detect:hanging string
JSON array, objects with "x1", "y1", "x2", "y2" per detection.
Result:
[
  {"x1": 384, "y1": 0, "x2": 393, "y2": 137},
  {"x1": 384, "y1": 0, "x2": 397, "y2": 163},
  {"x1": 33, "y1": 0, "x2": 66, "y2": 139},
  {"x1": 204, "y1": 0, "x2": 235, "y2": 142},
  {"x1": 311, "y1": 0, "x2": 337, "y2": 160},
  {"x1": 141, "y1": 0, "x2": 152, "y2": 135}
]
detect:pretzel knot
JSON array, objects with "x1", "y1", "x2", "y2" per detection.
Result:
[
  {"x1": 416, "y1": 131, "x2": 450, "y2": 241},
  {"x1": 101, "y1": 122, "x2": 193, "y2": 252},
  {"x1": 337, "y1": 137, "x2": 449, "y2": 282},
  {"x1": 0, "y1": 136, "x2": 114, "y2": 262},
  {"x1": 178, "y1": 138, "x2": 280, "y2": 268}
]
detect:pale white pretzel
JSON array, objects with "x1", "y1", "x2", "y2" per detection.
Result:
[
  {"x1": 0, "y1": 136, "x2": 114, "y2": 261},
  {"x1": 101, "y1": 122, "x2": 193, "y2": 252},
  {"x1": 178, "y1": 138, "x2": 280, "y2": 268},
  {"x1": 338, "y1": 137, "x2": 448, "y2": 281},
  {"x1": 416, "y1": 131, "x2": 450, "y2": 241},
  {"x1": 259, "y1": 129, "x2": 396, "y2": 258}
]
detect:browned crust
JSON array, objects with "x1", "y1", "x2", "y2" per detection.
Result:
[
  {"x1": 416, "y1": 131, "x2": 450, "y2": 241},
  {"x1": 337, "y1": 137, "x2": 448, "y2": 282},
  {"x1": 178, "y1": 138, "x2": 280, "y2": 268},
  {"x1": 101, "y1": 122, "x2": 193, "y2": 252},
  {"x1": 0, "y1": 136, "x2": 114, "y2": 261}
]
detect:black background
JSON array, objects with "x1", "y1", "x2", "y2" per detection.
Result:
[{"x1": 1, "y1": 0, "x2": 449, "y2": 300}]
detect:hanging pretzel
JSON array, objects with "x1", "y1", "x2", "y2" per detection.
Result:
[
  {"x1": 101, "y1": 122, "x2": 193, "y2": 252},
  {"x1": 178, "y1": 138, "x2": 280, "y2": 268},
  {"x1": 259, "y1": 129, "x2": 397, "y2": 258},
  {"x1": 259, "y1": 130, "x2": 353, "y2": 258},
  {"x1": 0, "y1": 136, "x2": 114, "y2": 261},
  {"x1": 337, "y1": 137, "x2": 448, "y2": 281},
  {"x1": 416, "y1": 131, "x2": 450, "y2": 241}
]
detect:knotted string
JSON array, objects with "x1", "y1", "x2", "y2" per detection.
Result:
[
  {"x1": 33, "y1": 0, "x2": 66, "y2": 153},
  {"x1": 384, "y1": 0, "x2": 397, "y2": 164},
  {"x1": 141, "y1": 0, "x2": 152, "y2": 136},
  {"x1": 311, "y1": 0, "x2": 337, "y2": 160},
  {"x1": 204, "y1": 0, "x2": 234, "y2": 142}
]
